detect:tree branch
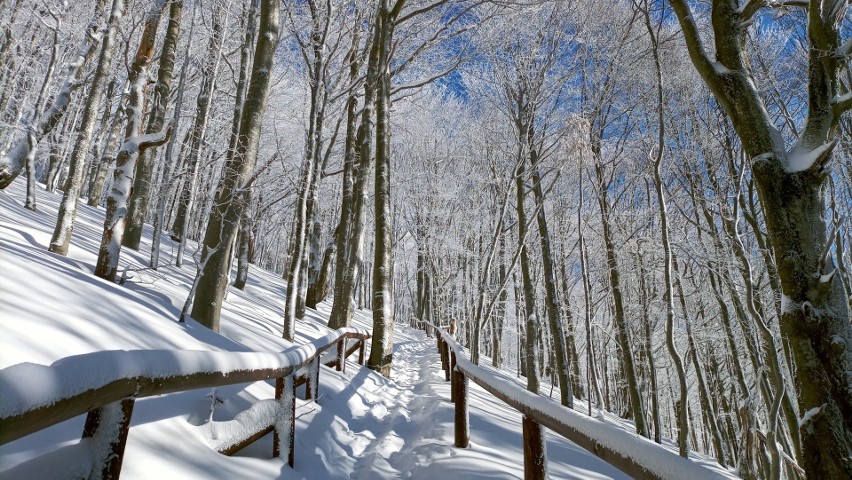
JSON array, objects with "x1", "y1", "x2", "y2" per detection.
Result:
[
  {"x1": 738, "y1": 0, "x2": 808, "y2": 24},
  {"x1": 668, "y1": 0, "x2": 722, "y2": 84}
]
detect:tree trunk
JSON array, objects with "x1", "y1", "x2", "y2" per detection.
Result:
[
  {"x1": 48, "y1": 0, "x2": 123, "y2": 256},
  {"x1": 652, "y1": 133, "x2": 689, "y2": 458},
  {"x1": 171, "y1": 1, "x2": 226, "y2": 247},
  {"x1": 306, "y1": 224, "x2": 335, "y2": 307},
  {"x1": 225, "y1": 0, "x2": 260, "y2": 290},
  {"x1": 675, "y1": 266, "x2": 728, "y2": 465},
  {"x1": 636, "y1": 252, "x2": 660, "y2": 443},
  {"x1": 150, "y1": 8, "x2": 195, "y2": 270},
  {"x1": 516, "y1": 147, "x2": 539, "y2": 395},
  {"x1": 189, "y1": 0, "x2": 279, "y2": 331},
  {"x1": 327, "y1": 10, "x2": 373, "y2": 331},
  {"x1": 94, "y1": 1, "x2": 168, "y2": 281},
  {"x1": 123, "y1": 0, "x2": 183, "y2": 251},
  {"x1": 530, "y1": 164, "x2": 572, "y2": 408},
  {"x1": 592, "y1": 155, "x2": 647, "y2": 437},
  {"x1": 368, "y1": 0, "x2": 395, "y2": 377},
  {"x1": 87, "y1": 107, "x2": 123, "y2": 207}
]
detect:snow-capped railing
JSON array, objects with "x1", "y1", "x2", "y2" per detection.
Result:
[
  {"x1": 0, "y1": 327, "x2": 371, "y2": 479},
  {"x1": 429, "y1": 324, "x2": 732, "y2": 480}
]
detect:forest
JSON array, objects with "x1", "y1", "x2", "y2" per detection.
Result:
[{"x1": 0, "y1": 0, "x2": 851, "y2": 479}]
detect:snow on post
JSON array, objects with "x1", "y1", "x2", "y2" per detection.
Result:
[
  {"x1": 274, "y1": 375, "x2": 295, "y2": 467},
  {"x1": 308, "y1": 356, "x2": 320, "y2": 401}
]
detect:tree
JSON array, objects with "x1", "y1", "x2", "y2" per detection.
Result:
[
  {"x1": 123, "y1": 0, "x2": 184, "y2": 251},
  {"x1": 189, "y1": 0, "x2": 279, "y2": 331},
  {"x1": 94, "y1": 0, "x2": 170, "y2": 281},
  {"x1": 48, "y1": 0, "x2": 123, "y2": 256},
  {"x1": 170, "y1": 0, "x2": 227, "y2": 263},
  {"x1": 668, "y1": 1, "x2": 852, "y2": 476}
]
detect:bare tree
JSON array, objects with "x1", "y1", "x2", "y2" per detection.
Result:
[{"x1": 668, "y1": 1, "x2": 852, "y2": 476}]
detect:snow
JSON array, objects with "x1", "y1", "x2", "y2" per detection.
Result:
[
  {"x1": 798, "y1": 405, "x2": 823, "y2": 429},
  {"x1": 710, "y1": 61, "x2": 732, "y2": 76},
  {"x1": 785, "y1": 141, "x2": 834, "y2": 173},
  {"x1": 780, "y1": 293, "x2": 794, "y2": 314},
  {"x1": 0, "y1": 180, "x2": 733, "y2": 479}
]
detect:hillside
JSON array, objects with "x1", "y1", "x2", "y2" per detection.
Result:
[{"x1": 0, "y1": 181, "x2": 641, "y2": 479}]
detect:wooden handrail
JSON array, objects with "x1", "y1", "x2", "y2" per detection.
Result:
[
  {"x1": 0, "y1": 329, "x2": 369, "y2": 445},
  {"x1": 0, "y1": 327, "x2": 370, "y2": 479},
  {"x1": 427, "y1": 324, "x2": 732, "y2": 480}
]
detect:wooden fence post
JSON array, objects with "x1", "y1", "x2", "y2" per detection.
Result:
[
  {"x1": 441, "y1": 340, "x2": 450, "y2": 382},
  {"x1": 453, "y1": 367, "x2": 469, "y2": 448},
  {"x1": 82, "y1": 398, "x2": 135, "y2": 479},
  {"x1": 336, "y1": 338, "x2": 346, "y2": 372},
  {"x1": 358, "y1": 339, "x2": 366, "y2": 365},
  {"x1": 450, "y1": 351, "x2": 457, "y2": 402},
  {"x1": 522, "y1": 415, "x2": 547, "y2": 480},
  {"x1": 273, "y1": 375, "x2": 296, "y2": 467},
  {"x1": 307, "y1": 356, "x2": 320, "y2": 401}
]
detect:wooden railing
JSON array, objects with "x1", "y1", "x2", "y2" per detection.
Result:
[
  {"x1": 430, "y1": 325, "x2": 732, "y2": 480},
  {"x1": 0, "y1": 328, "x2": 371, "y2": 479}
]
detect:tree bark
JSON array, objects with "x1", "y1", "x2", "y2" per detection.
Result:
[
  {"x1": 530, "y1": 164, "x2": 572, "y2": 408},
  {"x1": 226, "y1": 0, "x2": 260, "y2": 290},
  {"x1": 150, "y1": 7, "x2": 196, "y2": 270},
  {"x1": 592, "y1": 153, "x2": 648, "y2": 437},
  {"x1": 306, "y1": 223, "x2": 335, "y2": 307},
  {"x1": 189, "y1": 0, "x2": 279, "y2": 331},
  {"x1": 328, "y1": 8, "x2": 374, "y2": 331},
  {"x1": 123, "y1": 0, "x2": 183, "y2": 251},
  {"x1": 368, "y1": 0, "x2": 395, "y2": 377},
  {"x1": 94, "y1": 1, "x2": 168, "y2": 281},
  {"x1": 516, "y1": 147, "x2": 539, "y2": 395}
]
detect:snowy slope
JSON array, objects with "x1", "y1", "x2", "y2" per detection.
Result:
[{"x1": 0, "y1": 181, "x2": 729, "y2": 479}]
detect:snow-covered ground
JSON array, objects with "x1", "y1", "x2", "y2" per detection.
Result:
[{"x1": 0, "y1": 181, "x2": 733, "y2": 479}]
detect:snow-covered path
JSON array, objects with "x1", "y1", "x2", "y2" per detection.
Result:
[
  {"x1": 348, "y1": 337, "x2": 453, "y2": 479},
  {"x1": 290, "y1": 326, "x2": 629, "y2": 479}
]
